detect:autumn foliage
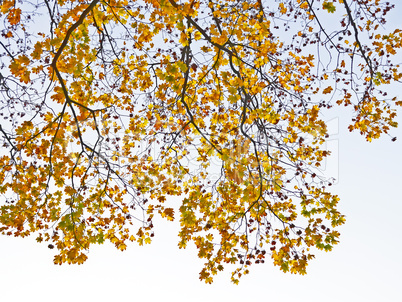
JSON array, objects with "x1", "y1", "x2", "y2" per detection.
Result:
[{"x1": 0, "y1": 0, "x2": 400, "y2": 283}]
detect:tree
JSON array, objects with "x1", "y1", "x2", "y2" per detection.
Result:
[{"x1": 0, "y1": 0, "x2": 400, "y2": 283}]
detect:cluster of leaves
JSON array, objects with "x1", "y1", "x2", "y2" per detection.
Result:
[{"x1": 0, "y1": 0, "x2": 400, "y2": 283}]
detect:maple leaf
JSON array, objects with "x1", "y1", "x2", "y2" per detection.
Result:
[
  {"x1": 322, "y1": 1, "x2": 336, "y2": 13},
  {"x1": 322, "y1": 86, "x2": 334, "y2": 94},
  {"x1": 7, "y1": 7, "x2": 21, "y2": 25},
  {"x1": 0, "y1": 0, "x2": 15, "y2": 14}
]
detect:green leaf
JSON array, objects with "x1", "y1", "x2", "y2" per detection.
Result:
[{"x1": 323, "y1": 1, "x2": 336, "y2": 13}]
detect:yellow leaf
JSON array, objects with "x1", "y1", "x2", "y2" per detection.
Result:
[
  {"x1": 7, "y1": 7, "x2": 21, "y2": 25},
  {"x1": 322, "y1": 86, "x2": 333, "y2": 94}
]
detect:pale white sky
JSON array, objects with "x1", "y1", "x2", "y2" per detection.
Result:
[{"x1": 1, "y1": 1, "x2": 402, "y2": 301}]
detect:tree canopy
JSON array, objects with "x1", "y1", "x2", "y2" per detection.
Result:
[{"x1": 0, "y1": 0, "x2": 400, "y2": 283}]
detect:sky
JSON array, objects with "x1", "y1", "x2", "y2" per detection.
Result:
[
  {"x1": 4, "y1": 106, "x2": 402, "y2": 302},
  {"x1": 1, "y1": 1, "x2": 402, "y2": 301}
]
